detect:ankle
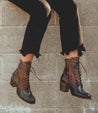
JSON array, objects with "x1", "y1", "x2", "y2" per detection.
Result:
[
  {"x1": 65, "y1": 56, "x2": 79, "y2": 60},
  {"x1": 21, "y1": 58, "x2": 32, "y2": 63},
  {"x1": 64, "y1": 49, "x2": 78, "y2": 59},
  {"x1": 20, "y1": 54, "x2": 33, "y2": 62}
]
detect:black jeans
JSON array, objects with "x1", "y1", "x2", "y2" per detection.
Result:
[{"x1": 8, "y1": 0, "x2": 86, "y2": 59}]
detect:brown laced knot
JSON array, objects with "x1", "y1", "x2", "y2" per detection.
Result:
[
  {"x1": 30, "y1": 66, "x2": 41, "y2": 81},
  {"x1": 70, "y1": 58, "x2": 89, "y2": 88},
  {"x1": 71, "y1": 61, "x2": 82, "y2": 87},
  {"x1": 30, "y1": 58, "x2": 41, "y2": 81},
  {"x1": 16, "y1": 59, "x2": 41, "y2": 90},
  {"x1": 22, "y1": 64, "x2": 41, "y2": 90},
  {"x1": 22, "y1": 64, "x2": 31, "y2": 90}
]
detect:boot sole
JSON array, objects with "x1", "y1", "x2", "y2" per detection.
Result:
[
  {"x1": 71, "y1": 92, "x2": 91, "y2": 100},
  {"x1": 10, "y1": 71, "x2": 35, "y2": 104}
]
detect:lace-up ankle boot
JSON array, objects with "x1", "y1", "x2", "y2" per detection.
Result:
[
  {"x1": 10, "y1": 59, "x2": 35, "y2": 104},
  {"x1": 60, "y1": 57, "x2": 91, "y2": 100}
]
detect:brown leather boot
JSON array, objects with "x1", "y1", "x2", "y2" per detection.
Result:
[
  {"x1": 60, "y1": 57, "x2": 91, "y2": 100},
  {"x1": 10, "y1": 59, "x2": 35, "y2": 104}
]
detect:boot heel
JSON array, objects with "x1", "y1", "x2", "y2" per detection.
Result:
[
  {"x1": 60, "y1": 81, "x2": 69, "y2": 92},
  {"x1": 10, "y1": 72, "x2": 17, "y2": 87}
]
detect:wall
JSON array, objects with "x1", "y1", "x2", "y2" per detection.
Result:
[{"x1": 0, "y1": 0, "x2": 98, "y2": 113}]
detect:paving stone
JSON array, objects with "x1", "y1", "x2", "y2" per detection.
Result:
[
  {"x1": 40, "y1": 26, "x2": 61, "y2": 54},
  {"x1": 57, "y1": 108, "x2": 83, "y2": 113},
  {"x1": 76, "y1": 0, "x2": 98, "y2": 26},
  {"x1": 2, "y1": 1, "x2": 55, "y2": 26},
  {"x1": 0, "y1": 55, "x2": 3, "y2": 82},
  {"x1": 80, "y1": 81, "x2": 98, "y2": 113},
  {"x1": 0, "y1": 27, "x2": 25, "y2": 54},
  {"x1": 83, "y1": 26, "x2": 98, "y2": 52},
  {"x1": 84, "y1": 109, "x2": 98, "y2": 113},
  {"x1": 0, "y1": 1, "x2": 2, "y2": 26},
  {"x1": 2, "y1": 1, "x2": 29, "y2": 26},
  {"x1": 85, "y1": 52, "x2": 98, "y2": 82}
]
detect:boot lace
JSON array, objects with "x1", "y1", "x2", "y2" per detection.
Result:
[
  {"x1": 73, "y1": 59, "x2": 89, "y2": 87},
  {"x1": 30, "y1": 58, "x2": 41, "y2": 81},
  {"x1": 30, "y1": 66, "x2": 41, "y2": 81},
  {"x1": 22, "y1": 65, "x2": 31, "y2": 90},
  {"x1": 22, "y1": 58, "x2": 41, "y2": 90},
  {"x1": 79, "y1": 60, "x2": 89, "y2": 76}
]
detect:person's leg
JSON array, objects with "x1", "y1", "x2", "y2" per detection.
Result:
[
  {"x1": 47, "y1": 0, "x2": 86, "y2": 59},
  {"x1": 20, "y1": 11, "x2": 51, "y2": 62},
  {"x1": 19, "y1": 0, "x2": 51, "y2": 62},
  {"x1": 64, "y1": 49, "x2": 78, "y2": 59},
  {"x1": 63, "y1": 0, "x2": 83, "y2": 59},
  {"x1": 46, "y1": 0, "x2": 91, "y2": 99},
  {"x1": 9, "y1": 0, "x2": 51, "y2": 62},
  {"x1": 9, "y1": 0, "x2": 52, "y2": 104}
]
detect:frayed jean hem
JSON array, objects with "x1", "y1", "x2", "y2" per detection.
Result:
[
  {"x1": 19, "y1": 49, "x2": 41, "y2": 58},
  {"x1": 60, "y1": 44, "x2": 86, "y2": 57}
]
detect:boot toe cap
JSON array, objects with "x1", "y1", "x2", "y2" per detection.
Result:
[
  {"x1": 85, "y1": 93, "x2": 91, "y2": 99},
  {"x1": 17, "y1": 90, "x2": 36, "y2": 104}
]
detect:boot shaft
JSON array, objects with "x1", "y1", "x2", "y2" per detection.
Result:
[
  {"x1": 15, "y1": 59, "x2": 32, "y2": 90},
  {"x1": 64, "y1": 57, "x2": 81, "y2": 88}
]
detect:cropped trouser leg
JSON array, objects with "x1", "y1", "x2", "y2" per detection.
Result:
[
  {"x1": 46, "y1": 0, "x2": 86, "y2": 57},
  {"x1": 17, "y1": 0, "x2": 52, "y2": 58},
  {"x1": 19, "y1": 11, "x2": 51, "y2": 58},
  {"x1": 8, "y1": 0, "x2": 52, "y2": 58}
]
